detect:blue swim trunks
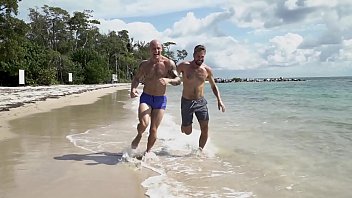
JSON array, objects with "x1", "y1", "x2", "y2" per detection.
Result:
[{"x1": 140, "y1": 92, "x2": 167, "y2": 110}]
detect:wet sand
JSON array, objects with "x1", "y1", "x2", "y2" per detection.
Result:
[{"x1": 0, "y1": 84, "x2": 153, "y2": 198}]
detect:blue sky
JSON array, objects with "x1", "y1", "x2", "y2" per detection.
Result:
[{"x1": 18, "y1": 0, "x2": 352, "y2": 78}]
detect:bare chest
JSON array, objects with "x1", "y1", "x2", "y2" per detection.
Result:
[
  {"x1": 144, "y1": 62, "x2": 168, "y2": 79},
  {"x1": 184, "y1": 67, "x2": 207, "y2": 81}
]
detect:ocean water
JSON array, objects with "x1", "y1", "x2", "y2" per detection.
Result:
[{"x1": 68, "y1": 76, "x2": 352, "y2": 198}]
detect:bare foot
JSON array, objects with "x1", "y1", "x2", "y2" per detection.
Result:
[
  {"x1": 181, "y1": 130, "x2": 191, "y2": 135},
  {"x1": 131, "y1": 134, "x2": 142, "y2": 149},
  {"x1": 198, "y1": 147, "x2": 203, "y2": 152}
]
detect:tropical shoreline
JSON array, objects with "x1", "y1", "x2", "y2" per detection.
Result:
[
  {"x1": 0, "y1": 83, "x2": 153, "y2": 198},
  {"x1": 0, "y1": 84, "x2": 130, "y2": 141}
]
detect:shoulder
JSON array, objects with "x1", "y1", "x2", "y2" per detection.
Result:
[
  {"x1": 178, "y1": 61, "x2": 191, "y2": 67},
  {"x1": 140, "y1": 60, "x2": 149, "y2": 67},
  {"x1": 203, "y1": 64, "x2": 213, "y2": 72},
  {"x1": 162, "y1": 56, "x2": 175, "y2": 67},
  {"x1": 140, "y1": 60, "x2": 148, "y2": 66},
  {"x1": 202, "y1": 64, "x2": 213, "y2": 78},
  {"x1": 138, "y1": 60, "x2": 149, "y2": 72}
]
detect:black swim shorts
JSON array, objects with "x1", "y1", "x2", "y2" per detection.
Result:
[{"x1": 181, "y1": 97, "x2": 209, "y2": 126}]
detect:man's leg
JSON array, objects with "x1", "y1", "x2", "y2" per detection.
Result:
[
  {"x1": 198, "y1": 120, "x2": 209, "y2": 149},
  {"x1": 195, "y1": 99, "x2": 209, "y2": 149},
  {"x1": 146, "y1": 109, "x2": 165, "y2": 153},
  {"x1": 181, "y1": 98, "x2": 193, "y2": 135},
  {"x1": 181, "y1": 125, "x2": 192, "y2": 135},
  {"x1": 131, "y1": 103, "x2": 151, "y2": 149}
]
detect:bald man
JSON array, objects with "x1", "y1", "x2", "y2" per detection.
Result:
[{"x1": 130, "y1": 39, "x2": 181, "y2": 154}]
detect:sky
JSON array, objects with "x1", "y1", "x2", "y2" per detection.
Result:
[{"x1": 17, "y1": 0, "x2": 352, "y2": 78}]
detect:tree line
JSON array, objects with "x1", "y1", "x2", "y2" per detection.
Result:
[{"x1": 0, "y1": 0, "x2": 188, "y2": 86}]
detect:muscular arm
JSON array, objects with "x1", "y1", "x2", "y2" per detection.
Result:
[
  {"x1": 176, "y1": 62, "x2": 186, "y2": 80},
  {"x1": 130, "y1": 62, "x2": 145, "y2": 98},
  {"x1": 161, "y1": 59, "x2": 181, "y2": 86},
  {"x1": 206, "y1": 66, "x2": 225, "y2": 112},
  {"x1": 168, "y1": 60, "x2": 181, "y2": 86}
]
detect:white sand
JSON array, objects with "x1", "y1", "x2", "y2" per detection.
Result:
[
  {"x1": 0, "y1": 83, "x2": 155, "y2": 198},
  {"x1": 0, "y1": 84, "x2": 130, "y2": 141}
]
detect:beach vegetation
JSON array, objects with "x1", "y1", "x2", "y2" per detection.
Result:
[{"x1": 0, "y1": 1, "x2": 188, "y2": 86}]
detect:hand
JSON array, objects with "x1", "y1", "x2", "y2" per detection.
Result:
[
  {"x1": 159, "y1": 78, "x2": 169, "y2": 85},
  {"x1": 218, "y1": 100, "x2": 225, "y2": 112},
  {"x1": 130, "y1": 88, "x2": 139, "y2": 98}
]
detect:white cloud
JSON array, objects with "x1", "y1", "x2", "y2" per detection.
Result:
[
  {"x1": 338, "y1": 39, "x2": 352, "y2": 61},
  {"x1": 209, "y1": 41, "x2": 266, "y2": 70},
  {"x1": 168, "y1": 12, "x2": 201, "y2": 37},
  {"x1": 17, "y1": 0, "x2": 352, "y2": 77},
  {"x1": 227, "y1": 1, "x2": 270, "y2": 29},
  {"x1": 96, "y1": 1, "x2": 347, "y2": 73},
  {"x1": 159, "y1": 9, "x2": 264, "y2": 70},
  {"x1": 114, "y1": 0, "x2": 227, "y2": 17},
  {"x1": 206, "y1": 37, "x2": 266, "y2": 70},
  {"x1": 98, "y1": 19, "x2": 163, "y2": 42},
  {"x1": 304, "y1": 0, "x2": 339, "y2": 7},
  {"x1": 167, "y1": 9, "x2": 234, "y2": 37},
  {"x1": 171, "y1": 36, "x2": 266, "y2": 70},
  {"x1": 265, "y1": 33, "x2": 319, "y2": 66},
  {"x1": 284, "y1": 0, "x2": 299, "y2": 10},
  {"x1": 18, "y1": 0, "x2": 228, "y2": 19}
]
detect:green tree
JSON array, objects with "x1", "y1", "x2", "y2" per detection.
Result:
[
  {"x1": 28, "y1": 7, "x2": 50, "y2": 48},
  {"x1": 128, "y1": 40, "x2": 149, "y2": 76},
  {"x1": 176, "y1": 49, "x2": 188, "y2": 64},
  {"x1": 0, "y1": 0, "x2": 30, "y2": 86},
  {"x1": 84, "y1": 57, "x2": 109, "y2": 84},
  {"x1": 41, "y1": 5, "x2": 71, "y2": 52},
  {"x1": 161, "y1": 41, "x2": 188, "y2": 64},
  {"x1": 2, "y1": 3, "x2": 188, "y2": 86},
  {"x1": 68, "y1": 10, "x2": 100, "y2": 50},
  {"x1": 162, "y1": 41, "x2": 176, "y2": 60},
  {"x1": 0, "y1": 0, "x2": 19, "y2": 15},
  {"x1": 22, "y1": 41, "x2": 56, "y2": 85},
  {"x1": 71, "y1": 48, "x2": 110, "y2": 83}
]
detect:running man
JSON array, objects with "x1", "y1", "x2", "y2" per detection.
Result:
[
  {"x1": 130, "y1": 39, "x2": 181, "y2": 153},
  {"x1": 177, "y1": 44, "x2": 225, "y2": 150}
]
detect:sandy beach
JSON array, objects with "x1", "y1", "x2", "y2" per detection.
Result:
[
  {"x1": 0, "y1": 84, "x2": 153, "y2": 198},
  {"x1": 0, "y1": 84, "x2": 129, "y2": 141}
]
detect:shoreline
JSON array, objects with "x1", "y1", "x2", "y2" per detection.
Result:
[
  {"x1": 0, "y1": 83, "x2": 156, "y2": 198},
  {"x1": 0, "y1": 84, "x2": 130, "y2": 141}
]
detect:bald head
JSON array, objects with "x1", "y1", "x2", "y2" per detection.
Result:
[
  {"x1": 150, "y1": 39, "x2": 161, "y2": 46},
  {"x1": 149, "y1": 39, "x2": 163, "y2": 58}
]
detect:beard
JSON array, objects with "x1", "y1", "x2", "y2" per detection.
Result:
[{"x1": 195, "y1": 60, "x2": 203, "y2": 66}]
